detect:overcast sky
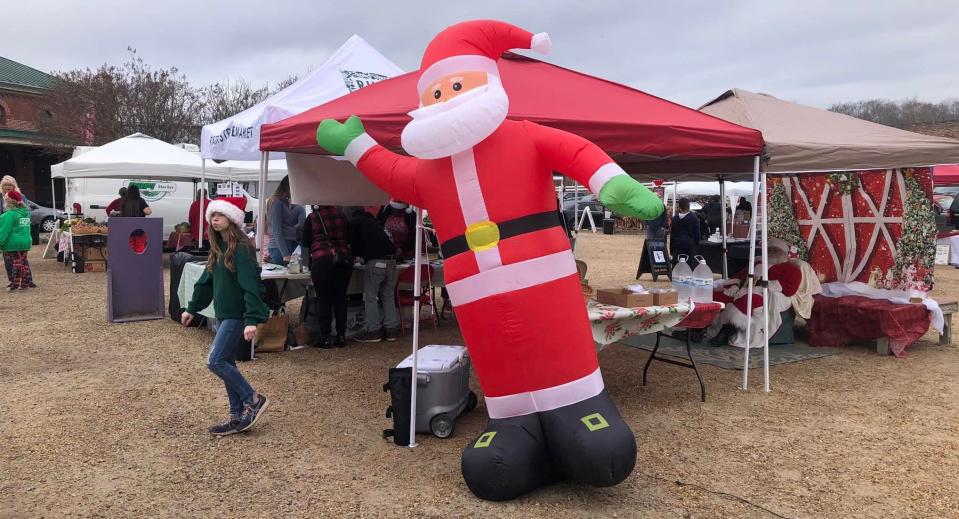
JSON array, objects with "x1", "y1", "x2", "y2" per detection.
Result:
[{"x1": 6, "y1": 0, "x2": 957, "y2": 109}]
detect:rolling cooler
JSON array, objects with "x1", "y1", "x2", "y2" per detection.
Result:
[{"x1": 383, "y1": 345, "x2": 478, "y2": 444}]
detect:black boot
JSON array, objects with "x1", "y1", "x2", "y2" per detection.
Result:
[
  {"x1": 461, "y1": 413, "x2": 554, "y2": 501},
  {"x1": 538, "y1": 390, "x2": 637, "y2": 487},
  {"x1": 709, "y1": 324, "x2": 735, "y2": 346}
]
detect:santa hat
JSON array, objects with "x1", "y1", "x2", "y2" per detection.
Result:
[
  {"x1": 205, "y1": 197, "x2": 247, "y2": 227},
  {"x1": 416, "y1": 20, "x2": 551, "y2": 99},
  {"x1": 5, "y1": 190, "x2": 22, "y2": 202}
]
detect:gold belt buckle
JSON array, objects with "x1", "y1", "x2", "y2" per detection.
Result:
[{"x1": 465, "y1": 221, "x2": 500, "y2": 252}]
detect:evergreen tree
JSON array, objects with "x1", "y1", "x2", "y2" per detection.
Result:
[
  {"x1": 767, "y1": 182, "x2": 808, "y2": 260},
  {"x1": 890, "y1": 172, "x2": 936, "y2": 291}
]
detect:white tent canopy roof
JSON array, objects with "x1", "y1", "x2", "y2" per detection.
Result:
[
  {"x1": 219, "y1": 159, "x2": 289, "y2": 181},
  {"x1": 200, "y1": 35, "x2": 403, "y2": 161},
  {"x1": 50, "y1": 133, "x2": 231, "y2": 181},
  {"x1": 666, "y1": 181, "x2": 755, "y2": 198}
]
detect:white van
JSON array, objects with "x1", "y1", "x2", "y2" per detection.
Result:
[{"x1": 65, "y1": 179, "x2": 259, "y2": 237}]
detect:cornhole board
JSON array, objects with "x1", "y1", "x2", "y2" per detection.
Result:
[{"x1": 107, "y1": 217, "x2": 166, "y2": 322}]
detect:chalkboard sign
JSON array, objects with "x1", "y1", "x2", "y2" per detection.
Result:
[{"x1": 636, "y1": 239, "x2": 671, "y2": 281}]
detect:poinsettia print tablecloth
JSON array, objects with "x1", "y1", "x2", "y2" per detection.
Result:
[{"x1": 588, "y1": 301, "x2": 724, "y2": 350}]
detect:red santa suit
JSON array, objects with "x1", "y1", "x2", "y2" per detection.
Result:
[{"x1": 347, "y1": 116, "x2": 627, "y2": 416}]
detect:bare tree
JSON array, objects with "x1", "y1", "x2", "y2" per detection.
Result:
[
  {"x1": 829, "y1": 97, "x2": 959, "y2": 127},
  {"x1": 201, "y1": 79, "x2": 270, "y2": 123},
  {"x1": 40, "y1": 49, "x2": 204, "y2": 145}
]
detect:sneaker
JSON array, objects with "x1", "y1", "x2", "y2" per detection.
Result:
[
  {"x1": 208, "y1": 416, "x2": 242, "y2": 436},
  {"x1": 28, "y1": 283, "x2": 37, "y2": 288},
  {"x1": 384, "y1": 328, "x2": 401, "y2": 342},
  {"x1": 312, "y1": 334, "x2": 333, "y2": 349},
  {"x1": 334, "y1": 334, "x2": 347, "y2": 348},
  {"x1": 237, "y1": 394, "x2": 270, "y2": 433},
  {"x1": 354, "y1": 330, "x2": 383, "y2": 343}
]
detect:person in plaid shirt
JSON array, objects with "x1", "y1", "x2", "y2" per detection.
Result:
[{"x1": 301, "y1": 205, "x2": 352, "y2": 347}]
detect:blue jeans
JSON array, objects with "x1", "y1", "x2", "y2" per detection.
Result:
[
  {"x1": 207, "y1": 319, "x2": 256, "y2": 417},
  {"x1": 268, "y1": 240, "x2": 298, "y2": 265},
  {"x1": 363, "y1": 259, "x2": 400, "y2": 332}
]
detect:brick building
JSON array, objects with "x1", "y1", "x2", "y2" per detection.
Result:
[{"x1": 0, "y1": 56, "x2": 71, "y2": 206}]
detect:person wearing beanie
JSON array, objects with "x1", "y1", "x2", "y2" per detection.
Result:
[
  {"x1": 182, "y1": 196, "x2": 271, "y2": 436},
  {"x1": 1, "y1": 175, "x2": 35, "y2": 288},
  {"x1": 316, "y1": 20, "x2": 663, "y2": 500},
  {"x1": 0, "y1": 190, "x2": 34, "y2": 290}
]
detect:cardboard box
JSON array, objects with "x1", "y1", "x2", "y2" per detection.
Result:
[
  {"x1": 83, "y1": 247, "x2": 108, "y2": 262},
  {"x1": 731, "y1": 223, "x2": 751, "y2": 239},
  {"x1": 84, "y1": 260, "x2": 106, "y2": 272},
  {"x1": 652, "y1": 289, "x2": 678, "y2": 306},
  {"x1": 596, "y1": 288, "x2": 654, "y2": 308}
]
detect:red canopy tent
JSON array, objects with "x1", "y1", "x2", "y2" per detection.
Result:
[
  {"x1": 260, "y1": 53, "x2": 763, "y2": 177},
  {"x1": 934, "y1": 164, "x2": 959, "y2": 185}
]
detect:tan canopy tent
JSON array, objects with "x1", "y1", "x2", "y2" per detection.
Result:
[
  {"x1": 700, "y1": 89, "x2": 959, "y2": 173},
  {"x1": 698, "y1": 88, "x2": 959, "y2": 392}
]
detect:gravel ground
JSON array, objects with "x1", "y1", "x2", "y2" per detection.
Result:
[{"x1": 3, "y1": 232, "x2": 959, "y2": 518}]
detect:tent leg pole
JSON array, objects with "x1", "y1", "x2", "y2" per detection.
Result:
[
  {"x1": 761, "y1": 172, "x2": 771, "y2": 393},
  {"x1": 256, "y1": 152, "x2": 269, "y2": 264},
  {"x1": 742, "y1": 156, "x2": 761, "y2": 389},
  {"x1": 199, "y1": 159, "x2": 206, "y2": 249},
  {"x1": 720, "y1": 176, "x2": 728, "y2": 278},
  {"x1": 409, "y1": 207, "x2": 424, "y2": 448}
]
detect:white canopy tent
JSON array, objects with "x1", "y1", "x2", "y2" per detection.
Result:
[
  {"x1": 49, "y1": 133, "x2": 231, "y2": 218},
  {"x1": 199, "y1": 34, "x2": 402, "y2": 249},
  {"x1": 50, "y1": 133, "x2": 231, "y2": 182}
]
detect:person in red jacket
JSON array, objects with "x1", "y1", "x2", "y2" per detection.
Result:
[
  {"x1": 105, "y1": 187, "x2": 127, "y2": 217},
  {"x1": 188, "y1": 190, "x2": 211, "y2": 244},
  {"x1": 317, "y1": 20, "x2": 663, "y2": 501}
]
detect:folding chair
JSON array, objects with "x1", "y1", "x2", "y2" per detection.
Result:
[{"x1": 395, "y1": 263, "x2": 439, "y2": 334}]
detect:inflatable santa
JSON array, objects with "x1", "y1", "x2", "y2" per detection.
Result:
[{"x1": 316, "y1": 20, "x2": 663, "y2": 501}]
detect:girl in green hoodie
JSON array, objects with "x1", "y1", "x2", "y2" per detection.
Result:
[
  {"x1": 0, "y1": 191, "x2": 33, "y2": 291},
  {"x1": 182, "y1": 197, "x2": 270, "y2": 436}
]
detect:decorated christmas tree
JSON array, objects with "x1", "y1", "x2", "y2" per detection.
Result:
[
  {"x1": 767, "y1": 180, "x2": 808, "y2": 261},
  {"x1": 889, "y1": 171, "x2": 936, "y2": 291}
]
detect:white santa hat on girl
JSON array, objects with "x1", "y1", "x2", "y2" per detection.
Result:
[
  {"x1": 414, "y1": 19, "x2": 552, "y2": 103},
  {"x1": 205, "y1": 196, "x2": 247, "y2": 227}
]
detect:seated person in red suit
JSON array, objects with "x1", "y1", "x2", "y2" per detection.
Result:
[{"x1": 708, "y1": 237, "x2": 822, "y2": 347}]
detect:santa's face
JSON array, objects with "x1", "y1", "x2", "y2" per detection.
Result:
[{"x1": 401, "y1": 71, "x2": 509, "y2": 160}]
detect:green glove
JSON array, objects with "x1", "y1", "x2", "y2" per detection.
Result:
[
  {"x1": 316, "y1": 115, "x2": 366, "y2": 155},
  {"x1": 599, "y1": 174, "x2": 664, "y2": 220}
]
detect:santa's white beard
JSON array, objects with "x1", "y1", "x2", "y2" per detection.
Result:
[{"x1": 401, "y1": 81, "x2": 509, "y2": 159}]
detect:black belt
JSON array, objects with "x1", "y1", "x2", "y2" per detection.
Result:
[{"x1": 440, "y1": 211, "x2": 564, "y2": 259}]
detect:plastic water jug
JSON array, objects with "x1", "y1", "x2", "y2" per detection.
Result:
[
  {"x1": 672, "y1": 255, "x2": 693, "y2": 302},
  {"x1": 691, "y1": 255, "x2": 714, "y2": 302}
]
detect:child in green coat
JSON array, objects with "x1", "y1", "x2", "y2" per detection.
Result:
[
  {"x1": 182, "y1": 197, "x2": 271, "y2": 436},
  {"x1": 0, "y1": 191, "x2": 33, "y2": 291}
]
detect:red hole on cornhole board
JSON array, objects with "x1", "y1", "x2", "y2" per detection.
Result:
[{"x1": 129, "y1": 229, "x2": 147, "y2": 254}]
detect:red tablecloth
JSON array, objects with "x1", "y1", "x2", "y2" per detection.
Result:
[{"x1": 807, "y1": 295, "x2": 931, "y2": 357}]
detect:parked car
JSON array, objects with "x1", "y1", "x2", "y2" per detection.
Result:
[
  {"x1": 25, "y1": 199, "x2": 67, "y2": 233},
  {"x1": 561, "y1": 193, "x2": 607, "y2": 229},
  {"x1": 934, "y1": 186, "x2": 959, "y2": 197}
]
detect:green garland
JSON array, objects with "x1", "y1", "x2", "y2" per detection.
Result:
[{"x1": 827, "y1": 172, "x2": 861, "y2": 196}]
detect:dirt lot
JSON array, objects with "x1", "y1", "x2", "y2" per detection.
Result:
[{"x1": 3, "y1": 231, "x2": 959, "y2": 518}]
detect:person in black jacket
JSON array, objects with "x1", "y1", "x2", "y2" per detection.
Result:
[
  {"x1": 350, "y1": 208, "x2": 402, "y2": 343},
  {"x1": 670, "y1": 198, "x2": 700, "y2": 269}
]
